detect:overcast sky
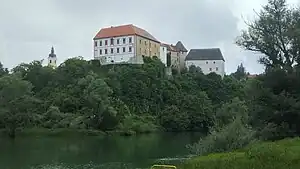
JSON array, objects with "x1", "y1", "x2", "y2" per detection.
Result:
[{"x1": 0, "y1": 0, "x2": 299, "y2": 74}]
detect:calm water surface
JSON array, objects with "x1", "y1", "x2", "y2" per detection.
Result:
[{"x1": 0, "y1": 132, "x2": 201, "y2": 169}]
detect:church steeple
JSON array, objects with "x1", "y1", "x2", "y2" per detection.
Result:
[
  {"x1": 49, "y1": 46, "x2": 56, "y2": 58},
  {"x1": 48, "y1": 46, "x2": 57, "y2": 68}
]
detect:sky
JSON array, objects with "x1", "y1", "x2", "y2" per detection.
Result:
[{"x1": 0, "y1": 0, "x2": 299, "y2": 74}]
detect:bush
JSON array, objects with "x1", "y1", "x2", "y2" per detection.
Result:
[{"x1": 187, "y1": 118, "x2": 255, "y2": 156}]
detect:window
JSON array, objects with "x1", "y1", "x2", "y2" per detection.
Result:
[
  {"x1": 123, "y1": 47, "x2": 126, "y2": 52},
  {"x1": 209, "y1": 68, "x2": 212, "y2": 71},
  {"x1": 140, "y1": 48, "x2": 141, "y2": 53},
  {"x1": 162, "y1": 48, "x2": 164, "y2": 51},
  {"x1": 213, "y1": 61, "x2": 216, "y2": 64},
  {"x1": 216, "y1": 67, "x2": 219, "y2": 71},
  {"x1": 110, "y1": 38, "x2": 114, "y2": 45},
  {"x1": 100, "y1": 49, "x2": 102, "y2": 55},
  {"x1": 54, "y1": 60, "x2": 56, "y2": 64},
  {"x1": 129, "y1": 37, "x2": 132, "y2": 43},
  {"x1": 94, "y1": 41, "x2": 97, "y2": 47},
  {"x1": 123, "y1": 38, "x2": 126, "y2": 44},
  {"x1": 105, "y1": 49, "x2": 108, "y2": 54},
  {"x1": 117, "y1": 39, "x2": 120, "y2": 44},
  {"x1": 206, "y1": 61, "x2": 208, "y2": 64},
  {"x1": 129, "y1": 46, "x2": 132, "y2": 52},
  {"x1": 99, "y1": 41, "x2": 102, "y2": 46},
  {"x1": 105, "y1": 40, "x2": 108, "y2": 45},
  {"x1": 155, "y1": 44, "x2": 156, "y2": 48},
  {"x1": 140, "y1": 39, "x2": 142, "y2": 44},
  {"x1": 154, "y1": 53, "x2": 156, "y2": 56},
  {"x1": 50, "y1": 60, "x2": 52, "y2": 63},
  {"x1": 117, "y1": 48, "x2": 119, "y2": 53},
  {"x1": 149, "y1": 42, "x2": 151, "y2": 47},
  {"x1": 111, "y1": 48, "x2": 113, "y2": 54},
  {"x1": 145, "y1": 41, "x2": 147, "y2": 45}
]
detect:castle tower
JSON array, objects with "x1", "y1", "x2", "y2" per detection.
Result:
[{"x1": 48, "y1": 46, "x2": 57, "y2": 68}]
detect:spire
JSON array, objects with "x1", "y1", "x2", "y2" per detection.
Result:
[
  {"x1": 49, "y1": 46, "x2": 56, "y2": 58},
  {"x1": 51, "y1": 46, "x2": 54, "y2": 54}
]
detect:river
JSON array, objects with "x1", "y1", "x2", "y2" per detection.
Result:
[{"x1": 0, "y1": 132, "x2": 201, "y2": 169}]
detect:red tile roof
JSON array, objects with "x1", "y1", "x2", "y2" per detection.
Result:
[{"x1": 94, "y1": 24, "x2": 160, "y2": 43}]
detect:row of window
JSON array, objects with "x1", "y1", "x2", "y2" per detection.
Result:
[
  {"x1": 98, "y1": 46, "x2": 133, "y2": 55},
  {"x1": 139, "y1": 39, "x2": 157, "y2": 48},
  {"x1": 206, "y1": 61, "x2": 216, "y2": 64},
  {"x1": 94, "y1": 37, "x2": 158, "y2": 48},
  {"x1": 95, "y1": 37, "x2": 133, "y2": 47}
]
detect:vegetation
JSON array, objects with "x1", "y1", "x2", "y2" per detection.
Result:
[
  {"x1": 181, "y1": 0, "x2": 300, "y2": 168},
  {"x1": 0, "y1": 0, "x2": 298, "y2": 159},
  {"x1": 181, "y1": 137, "x2": 300, "y2": 169}
]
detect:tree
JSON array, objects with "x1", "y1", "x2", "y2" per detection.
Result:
[
  {"x1": 236, "y1": 0, "x2": 300, "y2": 72},
  {"x1": 0, "y1": 74, "x2": 34, "y2": 138},
  {"x1": 232, "y1": 63, "x2": 247, "y2": 80},
  {"x1": 83, "y1": 73, "x2": 114, "y2": 129},
  {"x1": 0, "y1": 62, "x2": 8, "y2": 77}
]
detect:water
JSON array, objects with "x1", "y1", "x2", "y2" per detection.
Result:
[{"x1": 0, "y1": 132, "x2": 201, "y2": 169}]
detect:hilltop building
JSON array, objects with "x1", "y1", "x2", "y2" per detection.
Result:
[
  {"x1": 48, "y1": 47, "x2": 57, "y2": 68},
  {"x1": 185, "y1": 48, "x2": 225, "y2": 77},
  {"x1": 93, "y1": 24, "x2": 160, "y2": 65},
  {"x1": 160, "y1": 41, "x2": 188, "y2": 70}
]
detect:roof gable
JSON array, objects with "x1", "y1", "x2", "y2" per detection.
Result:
[
  {"x1": 185, "y1": 48, "x2": 225, "y2": 61},
  {"x1": 93, "y1": 24, "x2": 159, "y2": 42},
  {"x1": 175, "y1": 41, "x2": 188, "y2": 52}
]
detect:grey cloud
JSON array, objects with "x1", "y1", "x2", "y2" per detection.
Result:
[{"x1": 0, "y1": 0, "x2": 264, "y2": 74}]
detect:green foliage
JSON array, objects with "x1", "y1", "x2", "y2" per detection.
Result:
[
  {"x1": 181, "y1": 138, "x2": 300, "y2": 169},
  {"x1": 1, "y1": 1, "x2": 300, "y2": 143},
  {"x1": 236, "y1": 0, "x2": 300, "y2": 71},
  {"x1": 231, "y1": 63, "x2": 247, "y2": 80},
  {"x1": 0, "y1": 74, "x2": 36, "y2": 138},
  {"x1": 187, "y1": 98, "x2": 255, "y2": 156}
]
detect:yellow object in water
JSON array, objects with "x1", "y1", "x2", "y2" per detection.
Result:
[{"x1": 151, "y1": 164, "x2": 177, "y2": 169}]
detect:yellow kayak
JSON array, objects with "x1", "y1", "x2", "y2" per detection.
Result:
[{"x1": 151, "y1": 164, "x2": 177, "y2": 169}]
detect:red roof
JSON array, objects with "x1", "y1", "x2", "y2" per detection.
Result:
[{"x1": 93, "y1": 24, "x2": 160, "y2": 43}]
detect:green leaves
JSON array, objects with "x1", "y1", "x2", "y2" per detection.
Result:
[{"x1": 236, "y1": 0, "x2": 300, "y2": 71}]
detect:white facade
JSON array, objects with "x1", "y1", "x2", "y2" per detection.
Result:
[
  {"x1": 159, "y1": 46, "x2": 167, "y2": 66},
  {"x1": 48, "y1": 57, "x2": 57, "y2": 68},
  {"x1": 186, "y1": 60, "x2": 225, "y2": 77},
  {"x1": 94, "y1": 35, "x2": 139, "y2": 65}
]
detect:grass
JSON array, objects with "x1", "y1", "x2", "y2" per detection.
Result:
[{"x1": 180, "y1": 137, "x2": 300, "y2": 169}]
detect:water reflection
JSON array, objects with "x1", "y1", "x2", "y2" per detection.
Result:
[{"x1": 0, "y1": 132, "x2": 202, "y2": 169}]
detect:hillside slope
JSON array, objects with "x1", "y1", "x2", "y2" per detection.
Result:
[{"x1": 181, "y1": 138, "x2": 300, "y2": 169}]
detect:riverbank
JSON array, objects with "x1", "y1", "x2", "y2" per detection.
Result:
[
  {"x1": 180, "y1": 137, "x2": 300, "y2": 169},
  {"x1": 0, "y1": 128, "x2": 162, "y2": 138},
  {"x1": 0, "y1": 128, "x2": 106, "y2": 137}
]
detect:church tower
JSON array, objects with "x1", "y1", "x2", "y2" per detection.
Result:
[{"x1": 48, "y1": 46, "x2": 57, "y2": 68}]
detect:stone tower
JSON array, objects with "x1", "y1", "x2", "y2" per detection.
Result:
[{"x1": 48, "y1": 46, "x2": 57, "y2": 68}]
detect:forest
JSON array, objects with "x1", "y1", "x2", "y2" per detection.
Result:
[{"x1": 0, "y1": 0, "x2": 300, "y2": 158}]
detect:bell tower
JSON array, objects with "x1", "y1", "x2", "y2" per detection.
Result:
[{"x1": 48, "y1": 46, "x2": 57, "y2": 68}]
